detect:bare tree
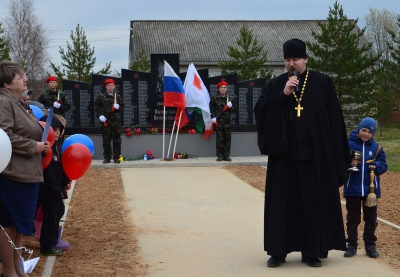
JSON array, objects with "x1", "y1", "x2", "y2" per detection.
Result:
[
  {"x1": 4, "y1": 0, "x2": 48, "y2": 97},
  {"x1": 365, "y1": 9, "x2": 400, "y2": 132},
  {"x1": 365, "y1": 8, "x2": 399, "y2": 65}
]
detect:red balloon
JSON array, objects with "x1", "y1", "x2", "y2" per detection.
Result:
[
  {"x1": 38, "y1": 121, "x2": 55, "y2": 147},
  {"x1": 42, "y1": 148, "x2": 52, "y2": 169},
  {"x1": 62, "y1": 143, "x2": 92, "y2": 180}
]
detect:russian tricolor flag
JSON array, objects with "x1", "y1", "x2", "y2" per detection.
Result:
[{"x1": 164, "y1": 61, "x2": 185, "y2": 108}]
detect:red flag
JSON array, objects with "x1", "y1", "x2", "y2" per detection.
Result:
[{"x1": 174, "y1": 108, "x2": 193, "y2": 129}]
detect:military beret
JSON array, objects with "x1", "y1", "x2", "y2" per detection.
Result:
[
  {"x1": 216, "y1": 81, "x2": 228, "y2": 89},
  {"x1": 46, "y1": 76, "x2": 58, "y2": 83},
  {"x1": 104, "y1": 79, "x2": 115, "y2": 86}
]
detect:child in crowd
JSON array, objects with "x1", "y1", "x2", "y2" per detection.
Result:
[
  {"x1": 343, "y1": 117, "x2": 388, "y2": 258},
  {"x1": 36, "y1": 115, "x2": 71, "y2": 256}
]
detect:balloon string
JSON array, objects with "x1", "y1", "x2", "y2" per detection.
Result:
[{"x1": 0, "y1": 224, "x2": 33, "y2": 260}]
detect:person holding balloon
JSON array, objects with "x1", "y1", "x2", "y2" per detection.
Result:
[
  {"x1": 0, "y1": 61, "x2": 51, "y2": 277},
  {"x1": 38, "y1": 76, "x2": 71, "y2": 117},
  {"x1": 54, "y1": 114, "x2": 70, "y2": 197},
  {"x1": 94, "y1": 78, "x2": 124, "y2": 164},
  {"x1": 37, "y1": 115, "x2": 71, "y2": 256}
]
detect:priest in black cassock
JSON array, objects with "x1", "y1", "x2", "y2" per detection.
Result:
[{"x1": 254, "y1": 38, "x2": 350, "y2": 268}]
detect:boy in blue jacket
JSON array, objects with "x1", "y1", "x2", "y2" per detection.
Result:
[{"x1": 343, "y1": 117, "x2": 388, "y2": 258}]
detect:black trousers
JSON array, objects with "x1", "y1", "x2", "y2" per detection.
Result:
[
  {"x1": 345, "y1": 196, "x2": 378, "y2": 248},
  {"x1": 39, "y1": 195, "x2": 65, "y2": 251}
]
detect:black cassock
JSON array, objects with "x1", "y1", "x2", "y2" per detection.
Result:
[{"x1": 254, "y1": 69, "x2": 350, "y2": 258}]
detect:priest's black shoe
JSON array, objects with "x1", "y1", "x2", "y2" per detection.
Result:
[
  {"x1": 301, "y1": 256, "x2": 322, "y2": 267},
  {"x1": 267, "y1": 256, "x2": 285, "y2": 267},
  {"x1": 103, "y1": 159, "x2": 111, "y2": 164}
]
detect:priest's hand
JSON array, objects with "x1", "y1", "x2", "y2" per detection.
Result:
[{"x1": 284, "y1": 76, "x2": 299, "y2": 95}]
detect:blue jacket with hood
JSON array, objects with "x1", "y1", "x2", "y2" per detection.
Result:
[{"x1": 344, "y1": 129, "x2": 388, "y2": 198}]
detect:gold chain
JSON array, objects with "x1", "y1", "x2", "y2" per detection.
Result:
[{"x1": 291, "y1": 69, "x2": 309, "y2": 104}]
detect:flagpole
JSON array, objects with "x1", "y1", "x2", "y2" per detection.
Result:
[
  {"x1": 167, "y1": 109, "x2": 182, "y2": 158},
  {"x1": 167, "y1": 120, "x2": 175, "y2": 158},
  {"x1": 172, "y1": 110, "x2": 183, "y2": 159},
  {"x1": 163, "y1": 106, "x2": 166, "y2": 158}
]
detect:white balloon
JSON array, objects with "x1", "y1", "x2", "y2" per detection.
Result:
[{"x1": 0, "y1": 128, "x2": 12, "y2": 173}]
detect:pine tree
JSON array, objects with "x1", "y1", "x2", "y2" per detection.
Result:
[
  {"x1": 218, "y1": 25, "x2": 273, "y2": 82},
  {"x1": 50, "y1": 24, "x2": 111, "y2": 83},
  {"x1": 307, "y1": 1, "x2": 379, "y2": 124},
  {"x1": 0, "y1": 21, "x2": 10, "y2": 61},
  {"x1": 129, "y1": 48, "x2": 150, "y2": 72}
]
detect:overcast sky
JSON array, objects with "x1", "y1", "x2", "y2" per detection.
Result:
[{"x1": 0, "y1": 0, "x2": 399, "y2": 74}]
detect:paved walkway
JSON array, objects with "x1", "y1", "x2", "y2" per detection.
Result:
[{"x1": 119, "y1": 161, "x2": 399, "y2": 277}]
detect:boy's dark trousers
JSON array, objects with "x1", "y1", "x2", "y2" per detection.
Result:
[
  {"x1": 39, "y1": 195, "x2": 65, "y2": 251},
  {"x1": 345, "y1": 196, "x2": 378, "y2": 248}
]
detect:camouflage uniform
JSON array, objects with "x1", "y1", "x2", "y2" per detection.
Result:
[
  {"x1": 210, "y1": 95, "x2": 235, "y2": 159},
  {"x1": 94, "y1": 92, "x2": 124, "y2": 161},
  {"x1": 38, "y1": 90, "x2": 71, "y2": 117}
]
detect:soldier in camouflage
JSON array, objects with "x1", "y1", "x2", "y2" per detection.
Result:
[
  {"x1": 38, "y1": 76, "x2": 71, "y2": 117},
  {"x1": 209, "y1": 81, "x2": 235, "y2": 161},
  {"x1": 94, "y1": 78, "x2": 124, "y2": 164}
]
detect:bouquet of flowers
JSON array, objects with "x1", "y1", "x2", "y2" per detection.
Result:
[
  {"x1": 125, "y1": 128, "x2": 133, "y2": 137},
  {"x1": 119, "y1": 155, "x2": 126, "y2": 162},
  {"x1": 147, "y1": 128, "x2": 159, "y2": 134},
  {"x1": 144, "y1": 149, "x2": 155, "y2": 160},
  {"x1": 174, "y1": 152, "x2": 189, "y2": 159},
  {"x1": 133, "y1": 128, "x2": 142, "y2": 135}
]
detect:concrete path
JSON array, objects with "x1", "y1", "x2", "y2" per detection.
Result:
[
  {"x1": 121, "y1": 166, "x2": 399, "y2": 277},
  {"x1": 91, "y1": 156, "x2": 268, "y2": 168}
]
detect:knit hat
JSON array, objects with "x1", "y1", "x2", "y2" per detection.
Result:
[
  {"x1": 283, "y1": 38, "x2": 307, "y2": 59},
  {"x1": 46, "y1": 76, "x2": 58, "y2": 83},
  {"x1": 39, "y1": 115, "x2": 64, "y2": 136},
  {"x1": 357, "y1": 117, "x2": 376, "y2": 135},
  {"x1": 216, "y1": 81, "x2": 228, "y2": 89}
]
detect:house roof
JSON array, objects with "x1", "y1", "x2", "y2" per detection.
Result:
[{"x1": 129, "y1": 20, "x2": 368, "y2": 65}]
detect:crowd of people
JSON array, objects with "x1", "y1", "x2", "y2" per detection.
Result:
[{"x1": 0, "y1": 37, "x2": 390, "y2": 275}]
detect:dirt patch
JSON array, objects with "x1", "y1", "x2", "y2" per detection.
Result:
[
  {"x1": 2, "y1": 168, "x2": 148, "y2": 277},
  {"x1": 1, "y1": 165, "x2": 399, "y2": 276}
]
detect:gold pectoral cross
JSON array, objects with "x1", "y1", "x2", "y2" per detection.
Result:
[{"x1": 295, "y1": 103, "x2": 303, "y2": 117}]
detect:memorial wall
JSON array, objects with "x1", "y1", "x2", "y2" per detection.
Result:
[{"x1": 62, "y1": 54, "x2": 265, "y2": 134}]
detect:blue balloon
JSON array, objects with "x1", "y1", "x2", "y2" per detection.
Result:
[
  {"x1": 29, "y1": 105, "x2": 44, "y2": 120},
  {"x1": 62, "y1": 134, "x2": 95, "y2": 155}
]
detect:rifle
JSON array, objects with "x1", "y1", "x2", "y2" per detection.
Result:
[
  {"x1": 103, "y1": 93, "x2": 117, "y2": 127},
  {"x1": 214, "y1": 96, "x2": 237, "y2": 126}
]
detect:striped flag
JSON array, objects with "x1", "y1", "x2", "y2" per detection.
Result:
[{"x1": 163, "y1": 61, "x2": 185, "y2": 108}]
